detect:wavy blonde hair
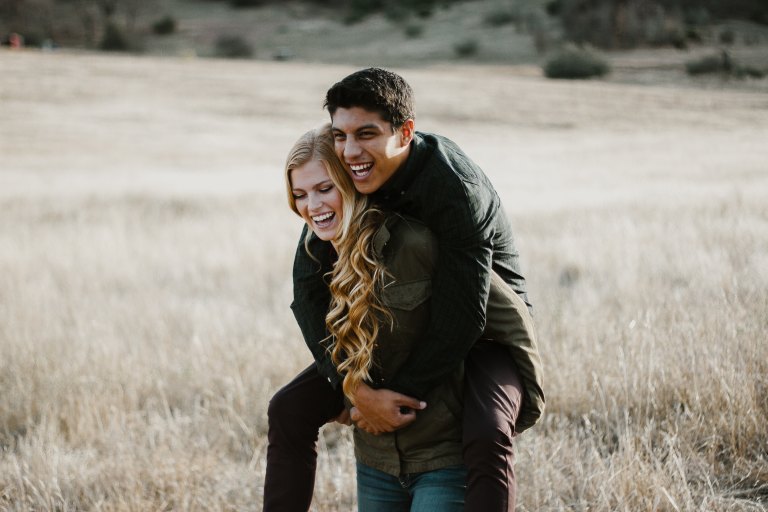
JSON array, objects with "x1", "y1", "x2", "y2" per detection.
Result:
[{"x1": 285, "y1": 125, "x2": 392, "y2": 399}]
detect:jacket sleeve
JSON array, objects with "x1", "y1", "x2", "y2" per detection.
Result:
[
  {"x1": 290, "y1": 225, "x2": 342, "y2": 387},
  {"x1": 386, "y1": 176, "x2": 495, "y2": 398},
  {"x1": 483, "y1": 272, "x2": 545, "y2": 433}
]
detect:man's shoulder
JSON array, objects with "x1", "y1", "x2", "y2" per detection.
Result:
[{"x1": 414, "y1": 131, "x2": 487, "y2": 186}]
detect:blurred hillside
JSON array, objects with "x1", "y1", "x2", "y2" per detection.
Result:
[{"x1": 2, "y1": 0, "x2": 768, "y2": 87}]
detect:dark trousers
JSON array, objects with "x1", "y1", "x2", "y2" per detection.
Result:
[{"x1": 263, "y1": 343, "x2": 523, "y2": 512}]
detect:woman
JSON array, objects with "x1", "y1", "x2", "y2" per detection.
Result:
[{"x1": 280, "y1": 124, "x2": 543, "y2": 511}]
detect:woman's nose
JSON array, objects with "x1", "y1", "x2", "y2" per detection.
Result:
[{"x1": 308, "y1": 192, "x2": 323, "y2": 210}]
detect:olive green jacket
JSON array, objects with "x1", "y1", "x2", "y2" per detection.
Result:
[{"x1": 352, "y1": 215, "x2": 544, "y2": 477}]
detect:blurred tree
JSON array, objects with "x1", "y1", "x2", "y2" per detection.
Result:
[
  {"x1": 0, "y1": 0, "x2": 57, "y2": 46},
  {"x1": 339, "y1": 0, "x2": 467, "y2": 25},
  {"x1": 0, "y1": 0, "x2": 25, "y2": 20},
  {"x1": 53, "y1": 0, "x2": 150, "y2": 48},
  {"x1": 556, "y1": 0, "x2": 768, "y2": 49}
]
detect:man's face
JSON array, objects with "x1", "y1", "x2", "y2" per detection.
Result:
[{"x1": 331, "y1": 107, "x2": 413, "y2": 195}]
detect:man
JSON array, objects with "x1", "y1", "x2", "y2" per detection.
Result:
[{"x1": 264, "y1": 68, "x2": 544, "y2": 511}]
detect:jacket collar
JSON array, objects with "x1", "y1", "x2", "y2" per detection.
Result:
[{"x1": 371, "y1": 132, "x2": 431, "y2": 203}]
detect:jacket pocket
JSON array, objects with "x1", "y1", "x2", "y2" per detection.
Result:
[{"x1": 381, "y1": 278, "x2": 432, "y2": 311}]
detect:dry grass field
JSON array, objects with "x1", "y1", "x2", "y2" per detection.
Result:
[{"x1": 1, "y1": 49, "x2": 767, "y2": 511}]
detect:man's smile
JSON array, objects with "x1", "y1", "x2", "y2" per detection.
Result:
[{"x1": 349, "y1": 162, "x2": 374, "y2": 178}]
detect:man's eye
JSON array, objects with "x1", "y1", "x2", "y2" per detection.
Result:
[{"x1": 333, "y1": 133, "x2": 346, "y2": 140}]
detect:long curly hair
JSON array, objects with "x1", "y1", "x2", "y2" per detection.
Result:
[{"x1": 285, "y1": 125, "x2": 392, "y2": 399}]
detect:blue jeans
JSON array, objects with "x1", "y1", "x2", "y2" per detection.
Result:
[{"x1": 356, "y1": 462, "x2": 467, "y2": 512}]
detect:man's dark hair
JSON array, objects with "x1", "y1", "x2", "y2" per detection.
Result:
[{"x1": 324, "y1": 68, "x2": 415, "y2": 129}]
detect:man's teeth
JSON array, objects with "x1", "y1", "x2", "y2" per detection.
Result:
[
  {"x1": 313, "y1": 212, "x2": 334, "y2": 223},
  {"x1": 350, "y1": 163, "x2": 373, "y2": 175}
]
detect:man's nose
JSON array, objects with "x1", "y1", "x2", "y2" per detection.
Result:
[{"x1": 343, "y1": 137, "x2": 361, "y2": 159}]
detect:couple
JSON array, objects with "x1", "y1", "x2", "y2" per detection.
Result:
[{"x1": 265, "y1": 68, "x2": 545, "y2": 511}]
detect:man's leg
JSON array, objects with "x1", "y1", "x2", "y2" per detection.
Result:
[
  {"x1": 462, "y1": 342, "x2": 524, "y2": 512},
  {"x1": 263, "y1": 364, "x2": 345, "y2": 512}
]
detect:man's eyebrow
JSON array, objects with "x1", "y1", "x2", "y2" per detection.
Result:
[
  {"x1": 331, "y1": 123, "x2": 381, "y2": 132},
  {"x1": 355, "y1": 123, "x2": 381, "y2": 132}
]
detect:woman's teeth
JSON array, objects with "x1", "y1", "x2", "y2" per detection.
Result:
[{"x1": 313, "y1": 212, "x2": 334, "y2": 224}]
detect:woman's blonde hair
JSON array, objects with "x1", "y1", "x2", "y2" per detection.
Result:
[{"x1": 285, "y1": 124, "x2": 391, "y2": 399}]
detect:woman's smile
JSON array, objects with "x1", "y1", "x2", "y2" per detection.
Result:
[{"x1": 290, "y1": 160, "x2": 343, "y2": 241}]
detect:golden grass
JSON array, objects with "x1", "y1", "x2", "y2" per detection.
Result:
[{"x1": 1, "y1": 49, "x2": 767, "y2": 511}]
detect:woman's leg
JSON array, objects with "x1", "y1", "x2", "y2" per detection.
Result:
[
  {"x1": 462, "y1": 342, "x2": 524, "y2": 512},
  {"x1": 409, "y1": 465, "x2": 467, "y2": 512},
  {"x1": 356, "y1": 463, "x2": 411, "y2": 512},
  {"x1": 263, "y1": 364, "x2": 345, "y2": 512}
]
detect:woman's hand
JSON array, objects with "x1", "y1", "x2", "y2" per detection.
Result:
[{"x1": 349, "y1": 382, "x2": 426, "y2": 435}]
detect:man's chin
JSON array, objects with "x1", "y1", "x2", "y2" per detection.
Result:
[{"x1": 353, "y1": 180, "x2": 379, "y2": 194}]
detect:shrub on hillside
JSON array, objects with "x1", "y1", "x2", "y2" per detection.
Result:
[
  {"x1": 734, "y1": 65, "x2": 765, "y2": 78},
  {"x1": 404, "y1": 22, "x2": 424, "y2": 38},
  {"x1": 686, "y1": 51, "x2": 765, "y2": 78},
  {"x1": 229, "y1": 0, "x2": 262, "y2": 6},
  {"x1": 484, "y1": 8, "x2": 518, "y2": 27},
  {"x1": 214, "y1": 35, "x2": 253, "y2": 58},
  {"x1": 685, "y1": 53, "x2": 729, "y2": 75},
  {"x1": 454, "y1": 38, "x2": 479, "y2": 58},
  {"x1": 343, "y1": 0, "x2": 456, "y2": 24},
  {"x1": 343, "y1": 0, "x2": 377, "y2": 25},
  {"x1": 544, "y1": 47, "x2": 610, "y2": 79},
  {"x1": 719, "y1": 28, "x2": 735, "y2": 44},
  {"x1": 100, "y1": 22, "x2": 129, "y2": 51},
  {"x1": 385, "y1": 4, "x2": 410, "y2": 22},
  {"x1": 152, "y1": 16, "x2": 177, "y2": 36}
]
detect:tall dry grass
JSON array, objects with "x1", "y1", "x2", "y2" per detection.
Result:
[{"x1": 1, "y1": 50, "x2": 767, "y2": 511}]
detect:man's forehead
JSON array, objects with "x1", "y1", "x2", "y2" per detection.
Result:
[{"x1": 331, "y1": 107, "x2": 390, "y2": 131}]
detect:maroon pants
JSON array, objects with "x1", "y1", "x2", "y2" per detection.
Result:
[{"x1": 263, "y1": 343, "x2": 523, "y2": 511}]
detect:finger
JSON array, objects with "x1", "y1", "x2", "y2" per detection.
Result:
[
  {"x1": 394, "y1": 409, "x2": 418, "y2": 428},
  {"x1": 394, "y1": 395, "x2": 427, "y2": 410}
]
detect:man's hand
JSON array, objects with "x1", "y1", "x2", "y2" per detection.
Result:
[{"x1": 350, "y1": 382, "x2": 426, "y2": 435}]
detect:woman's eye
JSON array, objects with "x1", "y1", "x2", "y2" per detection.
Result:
[
  {"x1": 293, "y1": 193, "x2": 306, "y2": 200},
  {"x1": 320, "y1": 186, "x2": 333, "y2": 193}
]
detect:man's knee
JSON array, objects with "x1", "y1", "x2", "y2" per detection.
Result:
[
  {"x1": 267, "y1": 368, "x2": 343, "y2": 434},
  {"x1": 463, "y1": 418, "x2": 514, "y2": 456},
  {"x1": 267, "y1": 387, "x2": 291, "y2": 427}
]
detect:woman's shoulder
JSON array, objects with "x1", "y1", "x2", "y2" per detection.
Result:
[
  {"x1": 374, "y1": 214, "x2": 437, "y2": 278},
  {"x1": 382, "y1": 214, "x2": 436, "y2": 252}
]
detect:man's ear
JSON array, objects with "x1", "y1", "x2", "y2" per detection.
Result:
[{"x1": 399, "y1": 119, "x2": 415, "y2": 146}]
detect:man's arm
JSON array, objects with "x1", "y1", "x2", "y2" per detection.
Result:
[
  {"x1": 387, "y1": 175, "x2": 500, "y2": 398},
  {"x1": 290, "y1": 225, "x2": 340, "y2": 386}
]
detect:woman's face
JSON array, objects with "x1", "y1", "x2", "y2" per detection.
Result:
[{"x1": 290, "y1": 159, "x2": 343, "y2": 242}]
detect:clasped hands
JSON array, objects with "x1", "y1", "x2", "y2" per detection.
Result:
[{"x1": 331, "y1": 382, "x2": 426, "y2": 435}]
